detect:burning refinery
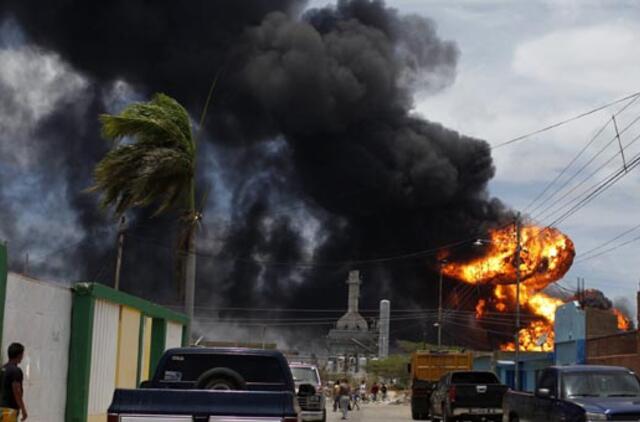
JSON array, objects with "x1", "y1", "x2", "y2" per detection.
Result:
[{"x1": 441, "y1": 223, "x2": 630, "y2": 352}]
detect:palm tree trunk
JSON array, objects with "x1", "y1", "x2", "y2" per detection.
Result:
[
  {"x1": 184, "y1": 226, "x2": 196, "y2": 343},
  {"x1": 184, "y1": 179, "x2": 197, "y2": 344}
]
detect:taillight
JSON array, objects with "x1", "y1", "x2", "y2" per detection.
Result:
[
  {"x1": 107, "y1": 415, "x2": 119, "y2": 422},
  {"x1": 448, "y1": 386, "x2": 456, "y2": 403}
]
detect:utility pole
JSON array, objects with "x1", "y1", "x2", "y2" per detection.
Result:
[
  {"x1": 514, "y1": 213, "x2": 522, "y2": 391},
  {"x1": 114, "y1": 216, "x2": 127, "y2": 290},
  {"x1": 438, "y1": 259, "x2": 447, "y2": 347}
]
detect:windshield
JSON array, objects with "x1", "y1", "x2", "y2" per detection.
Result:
[
  {"x1": 563, "y1": 371, "x2": 640, "y2": 398},
  {"x1": 291, "y1": 367, "x2": 319, "y2": 385}
]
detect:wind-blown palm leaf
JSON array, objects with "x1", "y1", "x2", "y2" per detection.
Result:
[{"x1": 90, "y1": 93, "x2": 196, "y2": 216}]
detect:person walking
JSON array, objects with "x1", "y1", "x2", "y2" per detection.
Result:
[
  {"x1": 381, "y1": 383, "x2": 388, "y2": 402},
  {"x1": 332, "y1": 380, "x2": 340, "y2": 412},
  {"x1": 371, "y1": 382, "x2": 379, "y2": 402},
  {"x1": 359, "y1": 380, "x2": 367, "y2": 402},
  {"x1": 0, "y1": 343, "x2": 27, "y2": 421},
  {"x1": 338, "y1": 378, "x2": 351, "y2": 420},
  {"x1": 350, "y1": 383, "x2": 360, "y2": 411}
]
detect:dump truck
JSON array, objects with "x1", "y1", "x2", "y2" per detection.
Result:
[{"x1": 408, "y1": 350, "x2": 473, "y2": 420}]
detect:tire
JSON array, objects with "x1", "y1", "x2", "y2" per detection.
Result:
[
  {"x1": 443, "y1": 404, "x2": 455, "y2": 422},
  {"x1": 195, "y1": 367, "x2": 246, "y2": 390}
]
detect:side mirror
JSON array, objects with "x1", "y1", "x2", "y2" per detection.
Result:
[
  {"x1": 298, "y1": 383, "x2": 317, "y2": 396},
  {"x1": 535, "y1": 388, "x2": 551, "y2": 398}
]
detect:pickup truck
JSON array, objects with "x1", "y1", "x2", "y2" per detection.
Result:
[
  {"x1": 107, "y1": 347, "x2": 301, "y2": 422},
  {"x1": 430, "y1": 371, "x2": 508, "y2": 421},
  {"x1": 290, "y1": 363, "x2": 326, "y2": 422},
  {"x1": 503, "y1": 365, "x2": 640, "y2": 422},
  {"x1": 408, "y1": 350, "x2": 473, "y2": 420}
]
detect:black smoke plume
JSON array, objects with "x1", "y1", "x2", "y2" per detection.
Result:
[{"x1": 0, "y1": 0, "x2": 511, "y2": 347}]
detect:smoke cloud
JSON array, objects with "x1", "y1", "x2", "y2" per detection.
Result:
[{"x1": 0, "y1": 0, "x2": 511, "y2": 346}]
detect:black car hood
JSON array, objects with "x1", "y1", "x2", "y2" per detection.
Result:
[{"x1": 573, "y1": 396, "x2": 640, "y2": 414}]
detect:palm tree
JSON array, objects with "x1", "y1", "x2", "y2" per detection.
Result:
[{"x1": 91, "y1": 93, "x2": 198, "y2": 339}]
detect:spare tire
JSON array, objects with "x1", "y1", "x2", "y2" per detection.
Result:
[{"x1": 195, "y1": 367, "x2": 246, "y2": 390}]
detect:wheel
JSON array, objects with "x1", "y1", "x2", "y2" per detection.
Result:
[
  {"x1": 443, "y1": 404, "x2": 455, "y2": 422},
  {"x1": 195, "y1": 367, "x2": 246, "y2": 390}
]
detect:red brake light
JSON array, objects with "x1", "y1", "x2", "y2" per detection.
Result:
[
  {"x1": 448, "y1": 386, "x2": 456, "y2": 403},
  {"x1": 107, "y1": 415, "x2": 119, "y2": 422}
]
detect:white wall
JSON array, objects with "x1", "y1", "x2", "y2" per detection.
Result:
[
  {"x1": 87, "y1": 299, "x2": 119, "y2": 419},
  {"x1": 165, "y1": 322, "x2": 183, "y2": 350},
  {"x1": 3, "y1": 273, "x2": 72, "y2": 422}
]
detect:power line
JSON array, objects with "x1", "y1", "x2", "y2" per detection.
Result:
[
  {"x1": 531, "y1": 113, "x2": 640, "y2": 220},
  {"x1": 491, "y1": 91, "x2": 640, "y2": 150},
  {"x1": 576, "y1": 222, "x2": 640, "y2": 262},
  {"x1": 523, "y1": 96, "x2": 640, "y2": 213},
  {"x1": 574, "y1": 233, "x2": 640, "y2": 264}
]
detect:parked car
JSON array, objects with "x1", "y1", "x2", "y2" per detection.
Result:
[
  {"x1": 290, "y1": 363, "x2": 326, "y2": 422},
  {"x1": 503, "y1": 365, "x2": 640, "y2": 422},
  {"x1": 107, "y1": 347, "x2": 302, "y2": 421},
  {"x1": 430, "y1": 370, "x2": 508, "y2": 421}
]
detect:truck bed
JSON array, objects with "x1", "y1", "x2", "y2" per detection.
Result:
[{"x1": 108, "y1": 388, "x2": 298, "y2": 418}]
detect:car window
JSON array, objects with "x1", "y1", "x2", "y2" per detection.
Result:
[
  {"x1": 562, "y1": 371, "x2": 640, "y2": 399},
  {"x1": 451, "y1": 372, "x2": 499, "y2": 384},
  {"x1": 160, "y1": 354, "x2": 285, "y2": 384},
  {"x1": 291, "y1": 367, "x2": 320, "y2": 384},
  {"x1": 537, "y1": 370, "x2": 557, "y2": 393}
]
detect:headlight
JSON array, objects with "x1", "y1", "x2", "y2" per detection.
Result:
[{"x1": 585, "y1": 412, "x2": 607, "y2": 421}]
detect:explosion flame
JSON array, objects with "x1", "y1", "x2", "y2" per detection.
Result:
[
  {"x1": 442, "y1": 225, "x2": 576, "y2": 351},
  {"x1": 443, "y1": 224, "x2": 630, "y2": 351}
]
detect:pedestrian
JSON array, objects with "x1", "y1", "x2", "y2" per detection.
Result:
[
  {"x1": 359, "y1": 380, "x2": 367, "y2": 402},
  {"x1": 381, "y1": 383, "x2": 388, "y2": 401},
  {"x1": 0, "y1": 343, "x2": 27, "y2": 421},
  {"x1": 338, "y1": 378, "x2": 351, "y2": 420},
  {"x1": 371, "y1": 382, "x2": 379, "y2": 402},
  {"x1": 332, "y1": 380, "x2": 340, "y2": 412},
  {"x1": 350, "y1": 384, "x2": 360, "y2": 411}
]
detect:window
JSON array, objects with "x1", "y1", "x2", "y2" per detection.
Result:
[
  {"x1": 161, "y1": 354, "x2": 285, "y2": 384},
  {"x1": 451, "y1": 372, "x2": 499, "y2": 384},
  {"x1": 537, "y1": 370, "x2": 557, "y2": 396},
  {"x1": 562, "y1": 371, "x2": 640, "y2": 399}
]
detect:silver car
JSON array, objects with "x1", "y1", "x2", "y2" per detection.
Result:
[{"x1": 290, "y1": 363, "x2": 326, "y2": 422}]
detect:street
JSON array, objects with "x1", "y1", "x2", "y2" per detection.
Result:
[{"x1": 326, "y1": 403, "x2": 413, "y2": 422}]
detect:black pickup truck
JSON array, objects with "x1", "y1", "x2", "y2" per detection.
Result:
[
  {"x1": 503, "y1": 365, "x2": 640, "y2": 422},
  {"x1": 108, "y1": 347, "x2": 302, "y2": 422},
  {"x1": 430, "y1": 371, "x2": 508, "y2": 421}
]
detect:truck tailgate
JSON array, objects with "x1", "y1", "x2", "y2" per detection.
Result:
[
  {"x1": 108, "y1": 388, "x2": 296, "y2": 417},
  {"x1": 453, "y1": 384, "x2": 509, "y2": 408}
]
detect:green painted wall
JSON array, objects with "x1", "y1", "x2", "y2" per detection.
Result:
[{"x1": 65, "y1": 290, "x2": 95, "y2": 422}]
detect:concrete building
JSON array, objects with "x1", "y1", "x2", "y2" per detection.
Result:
[
  {"x1": 327, "y1": 270, "x2": 376, "y2": 373},
  {"x1": 474, "y1": 351, "x2": 553, "y2": 392},
  {"x1": 555, "y1": 300, "x2": 626, "y2": 366}
]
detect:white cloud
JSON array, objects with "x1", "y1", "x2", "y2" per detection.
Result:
[{"x1": 513, "y1": 24, "x2": 640, "y2": 96}]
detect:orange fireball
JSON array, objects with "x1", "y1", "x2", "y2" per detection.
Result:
[{"x1": 442, "y1": 224, "x2": 575, "y2": 351}]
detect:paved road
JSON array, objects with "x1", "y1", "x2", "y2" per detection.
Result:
[{"x1": 326, "y1": 403, "x2": 413, "y2": 422}]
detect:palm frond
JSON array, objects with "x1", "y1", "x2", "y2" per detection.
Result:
[{"x1": 91, "y1": 93, "x2": 196, "y2": 216}]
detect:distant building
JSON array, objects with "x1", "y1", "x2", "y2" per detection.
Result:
[{"x1": 327, "y1": 270, "x2": 377, "y2": 373}]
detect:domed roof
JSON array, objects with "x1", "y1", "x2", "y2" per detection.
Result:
[{"x1": 336, "y1": 312, "x2": 369, "y2": 332}]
